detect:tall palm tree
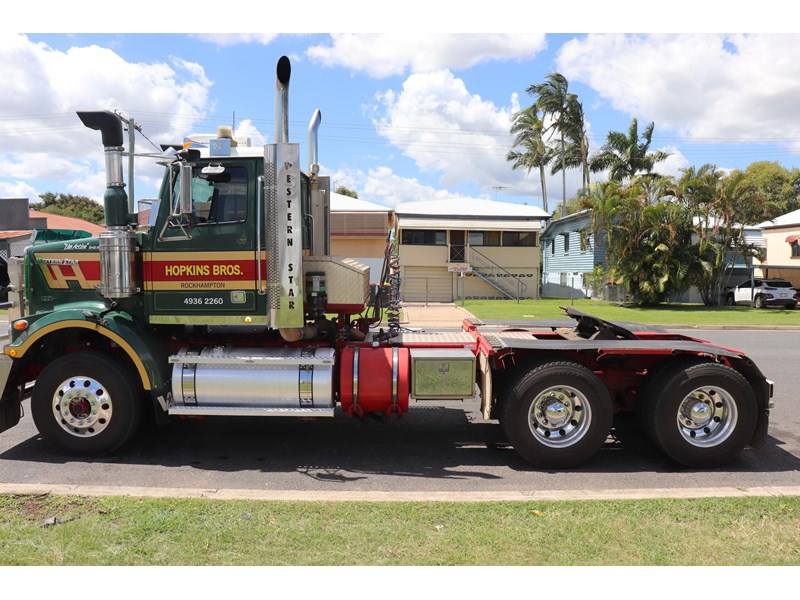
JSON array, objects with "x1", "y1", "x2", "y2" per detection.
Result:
[
  {"x1": 589, "y1": 118, "x2": 670, "y2": 183},
  {"x1": 527, "y1": 73, "x2": 574, "y2": 217},
  {"x1": 551, "y1": 97, "x2": 590, "y2": 192},
  {"x1": 507, "y1": 106, "x2": 552, "y2": 213}
]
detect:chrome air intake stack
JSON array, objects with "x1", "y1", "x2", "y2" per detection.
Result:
[{"x1": 77, "y1": 110, "x2": 137, "y2": 298}]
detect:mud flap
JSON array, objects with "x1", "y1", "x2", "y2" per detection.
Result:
[{"x1": 0, "y1": 387, "x2": 23, "y2": 434}]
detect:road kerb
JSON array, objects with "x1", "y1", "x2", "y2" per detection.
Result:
[{"x1": 0, "y1": 483, "x2": 798, "y2": 502}]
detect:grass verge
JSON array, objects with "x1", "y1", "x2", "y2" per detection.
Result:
[
  {"x1": 1, "y1": 494, "x2": 798, "y2": 566},
  {"x1": 463, "y1": 298, "x2": 800, "y2": 327}
]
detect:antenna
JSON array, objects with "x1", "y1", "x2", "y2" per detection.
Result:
[{"x1": 492, "y1": 185, "x2": 509, "y2": 200}]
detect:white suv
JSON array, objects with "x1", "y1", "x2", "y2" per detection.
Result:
[{"x1": 726, "y1": 278, "x2": 798, "y2": 309}]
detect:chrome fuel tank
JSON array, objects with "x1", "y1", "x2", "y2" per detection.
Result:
[{"x1": 170, "y1": 346, "x2": 335, "y2": 414}]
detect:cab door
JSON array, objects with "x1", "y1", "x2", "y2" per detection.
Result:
[{"x1": 143, "y1": 160, "x2": 265, "y2": 325}]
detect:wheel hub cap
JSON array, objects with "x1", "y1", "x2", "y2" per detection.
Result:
[
  {"x1": 52, "y1": 376, "x2": 112, "y2": 438},
  {"x1": 528, "y1": 386, "x2": 592, "y2": 448},
  {"x1": 677, "y1": 386, "x2": 737, "y2": 448}
]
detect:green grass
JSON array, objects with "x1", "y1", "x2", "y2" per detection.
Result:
[
  {"x1": 1, "y1": 494, "x2": 798, "y2": 565},
  {"x1": 463, "y1": 298, "x2": 800, "y2": 327}
]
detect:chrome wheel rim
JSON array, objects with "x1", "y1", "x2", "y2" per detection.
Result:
[
  {"x1": 528, "y1": 385, "x2": 592, "y2": 448},
  {"x1": 676, "y1": 386, "x2": 737, "y2": 448},
  {"x1": 51, "y1": 376, "x2": 112, "y2": 438}
]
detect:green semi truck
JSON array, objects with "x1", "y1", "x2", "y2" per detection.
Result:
[{"x1": 0, "y1": 57, "x2": 772, "y2": 469}]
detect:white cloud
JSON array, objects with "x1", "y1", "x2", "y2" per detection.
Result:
[
  {"x1": 307, "y1": 34, "x2": 547, "y2": 78},
  {"x1": 362, "y1": 166, "x2": 489, "y2": 207},
  {"x1": 0, "y1": 181, "x2": 40, "y2": 201},
  {"x1": 0, "y1": 34, "x2": 215, "y2": 200},
  {"x1": 371, "y1": 69, "x2": 591, "y2": 208},
  {"x1": 557, "y1": 34, "x2": 800, "y2": 143},
  {"x1": 374, "y1": 70, "x2": 513, "y2": 184},
  {"x1": 234, "y1": 119, "x2": 266, "y2": 147}
]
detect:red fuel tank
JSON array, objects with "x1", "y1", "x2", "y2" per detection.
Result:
[{"x1": 339, "y1": 347, "x2": 410, "y2": 417}]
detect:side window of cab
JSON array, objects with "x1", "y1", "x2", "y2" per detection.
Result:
[{"x1": 172, "y1": 165, "x2": 249, "y2": 226}]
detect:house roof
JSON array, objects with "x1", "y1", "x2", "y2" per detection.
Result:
[
  {"x1": 0, "y1": 231, "x2": 32, "y2": 240},
  {"x1": 757, "y1": 208, "x2": 800, "y2": 229},
  {"x1": 395, "y1": 197, "x2": 550, "y2": 219},
  {"x1": 330, "y1": 193, "x2": 392, "y2": 213},
  {"x1": 28, "y1": 211, "x2": 106, "y2": 235},
  {"x1": 540, "y1": 209, "x2": 592, "y2": 239}
]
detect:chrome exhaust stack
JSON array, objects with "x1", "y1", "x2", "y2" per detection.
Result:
[
  {"x1": 267, "y1": 56, "x2": 306, "y2": 337},
  {"x1": 307, "y1": 108, "x2": 329, "y2": 256},
  {"x1": 274, "y1": 55, "x2": 291, "y2": 144},
  {"x1": 308, "y1": 109, "x2": 321, "y2": 175}
]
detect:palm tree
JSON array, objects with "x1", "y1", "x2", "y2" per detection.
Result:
[
  {"x1": 551, "y1": 97, "x2": 590, "y2": 192},
  {"x1": 527, "y1": 73, "x2": 574, "y2": 217},
  {"x1": 589, "y1": 118, "x2": 670, "y2": 183},
  {"x1": 507, "y1": 106, "x2": 552, "y2": 213}
]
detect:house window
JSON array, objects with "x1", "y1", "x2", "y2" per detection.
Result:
[
  {"x1": 401, "y1": 229, "x2": 446, "y2": 246},
  {"x1": 792, "y1": 240, "x2": 800, "y2": 258},
  {"x1": 468, "y1": 231, "x2": 501, "y2": 246},
  {"x1": 550, "y1": 239, "x2": 555, "y2": 256},
  {"x1": 502, "y1": 231, "x2": 536, "y2": 247},
  {"x1": 562, "y1": 233, "x2": 570, "y2": 254}
]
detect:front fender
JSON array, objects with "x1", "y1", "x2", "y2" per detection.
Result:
[{"x1": 3, "y1": 305, "x2": 169, "y2": 393}]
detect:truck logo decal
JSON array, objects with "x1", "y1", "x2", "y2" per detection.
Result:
[{"x1": 35, "y1": 252, "x2": 101, "y2": 290}]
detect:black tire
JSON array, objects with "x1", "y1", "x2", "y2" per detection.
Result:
[
  {"x1": 500, "y1": 361, "x2": 613, "y2": 469},
  {"x1": 725, "y1": 294, "x2": 735, "y2": 306},
  {"x1": 785, "y1": 302, "x2": 797, "y2": 310},
  {"x1": 753, "y1": 295, "x2": 765, "y2": 309},
  {"x1": 642, "y1": 362, "x2": 757, "y2": 468},
  {"x1": 31, "y1": 351, "x2": 143, "y2": 455}
]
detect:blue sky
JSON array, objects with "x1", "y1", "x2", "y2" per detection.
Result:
[{"x1": 2, "y1": 4, "x2": 797, "y2": 214}]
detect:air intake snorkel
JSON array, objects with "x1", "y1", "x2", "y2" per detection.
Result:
[
  {"x1": 77, "y1": 111, "x2": 130, "y2": 227},
  {"x1": 77, "y1": 110, "x2": 137, "y2": 298}
]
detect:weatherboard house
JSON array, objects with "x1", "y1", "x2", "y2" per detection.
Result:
[
  {"x1": 540, "y1": 210, "x2": 607, "y2": 300},
  {"x1": 394, "y1": 198, "x2": 550, "y2": 302}
]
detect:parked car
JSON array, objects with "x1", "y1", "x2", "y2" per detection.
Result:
[{"x1": 725, "y1": 278, "x2": 799, "y2": 309}]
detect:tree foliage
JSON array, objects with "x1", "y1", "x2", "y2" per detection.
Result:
[
  {"x1": 581, "y1": 178, "x2": 695, "y2": 305},
  {"x1": 735, "y1": 161, "x2": 800, "y2": 221},
  {"x1": 31, "y1": 193, "x2": 105, "y2": 225},
  {"x1": 668, "y1": 165, "x2": 764, "y2": 304},
  {"x1": 588, "y1": 119, "x2": 670, "y2": 182},
  {"x1": 526, "y1": 73, "x2": 584, "y2": 217},
  {"x1": 507, "y1": 106, "x2": 552, "y2": 213},
  {"x1": 334, "y1": 186, "x2": 359, "y2": 198}
]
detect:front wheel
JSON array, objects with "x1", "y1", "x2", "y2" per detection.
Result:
[
  {"x1": 31, "y1": 351, "x2": 143, "y2": 455},
  {"x1": 725, "y1": 294, "x2": 735, "y2": 306},
  {"x1": 642, "y1": 362, "x2": 757, "y2": 468},
  {"x1": 500, "y1": 361, "x2": 613, "y2": 468}
]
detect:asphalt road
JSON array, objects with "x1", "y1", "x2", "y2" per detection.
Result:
[{"x1": 1, "y1": 329, "x2": 798, "y2": 499}]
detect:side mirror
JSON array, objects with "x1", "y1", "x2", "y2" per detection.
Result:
[{"x1": 178, "y1": 163, "x2": 193, "y2": 216}]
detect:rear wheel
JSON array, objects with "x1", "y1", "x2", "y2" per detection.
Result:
[
  {"x1": 753, "y1": 295, "x2": 765, "y2": 309},
  {"x1": 31, "y1": 351, "x2": 142, "y2": 455},
  {"x1": 500, "y1": 361, "x2": 612, "y2": 469},
  {"x1": 642, "y1": 362, "x2": 757, "y2": 468},
  {"x1": 785, "y1": 302, "x2": 797, "y2": 310}
]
